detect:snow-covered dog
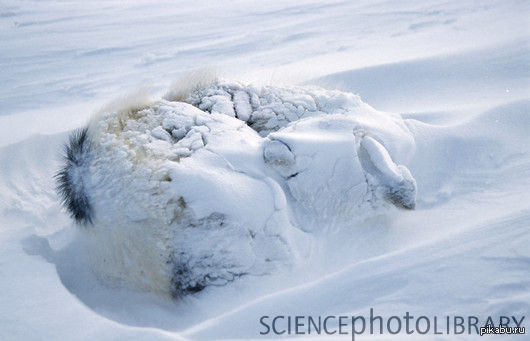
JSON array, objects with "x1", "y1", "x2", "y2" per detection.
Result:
[{"x1": 57, "y1": 80, "x2": 416, "y2": 296}]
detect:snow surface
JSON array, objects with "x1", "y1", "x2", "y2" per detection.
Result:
[{"x1": 0, "y1": 0, "x2": 529, "y2": 340}]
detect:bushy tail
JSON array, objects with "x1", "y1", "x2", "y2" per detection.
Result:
[{"x1": 55, "y1": 127, "x2": 93, "y2": 224}]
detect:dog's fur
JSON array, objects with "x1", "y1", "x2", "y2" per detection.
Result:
[{"x1": 56, "y1": 128, "x2": 93, "y2": 224}]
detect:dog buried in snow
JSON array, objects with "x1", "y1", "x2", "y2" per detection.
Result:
[{"x1": 56, "y1": 79, "x2": 416, "y2": 297}]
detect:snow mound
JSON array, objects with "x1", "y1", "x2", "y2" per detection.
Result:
[{"x1": 57, "y1": 85, "x2": 417, "y2": 296}]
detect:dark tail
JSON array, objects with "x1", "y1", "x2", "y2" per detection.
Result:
[{"x1": 55, "y1": 127, "x2": 93, "y2": 224}]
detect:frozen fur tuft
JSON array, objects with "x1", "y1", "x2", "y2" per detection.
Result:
[
  {"x1": 87, "y1": 89, "x2": 152, "y2": 139},
  {"x1": 97, "y1": 88, "x2": 152, "y2": 116},
  {"x1": 164, "y1": 68, "x2": 217, "y2": 102},
  {"x1": 56, "y1": 128, "x2": 93, "y2": 224}
]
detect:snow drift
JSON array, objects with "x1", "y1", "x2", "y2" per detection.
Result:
[
  {"x1": 1, "y1": 1, "x2": 528, "y2": 339},
  {"x1": 56, "y1": 80, "x2": 417, "y2": 296}
]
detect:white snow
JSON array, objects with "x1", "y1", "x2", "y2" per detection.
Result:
[{"x1": 0, "y1": 0, "x2": 529, "y2": 340}]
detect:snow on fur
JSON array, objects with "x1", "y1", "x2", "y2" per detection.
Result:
[
  {"x1": 172, "y1": 79, "x2": 376, "y2": 136},
  {"x1": 58, "y1": 81, "x2": 417, "y2": 296}
]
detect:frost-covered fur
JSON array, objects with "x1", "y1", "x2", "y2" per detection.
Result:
[
  {"x1": 264, "y1": 115, "x2": 416, "y2": 229},
  {"x1": 176, "y1": 80, "x2": 377, "y2": 136},
  {"x1": 57, "y1": 80, "x2": 417, "y2": 296}
]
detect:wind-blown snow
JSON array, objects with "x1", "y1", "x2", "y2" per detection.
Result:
[{"x1": 0, "y1": 0, "x2": 528, "y2": 340}]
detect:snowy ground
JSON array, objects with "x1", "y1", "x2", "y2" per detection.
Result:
[{"x1": 0, "y1": 0, "x2": 529, "y2": 340}]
